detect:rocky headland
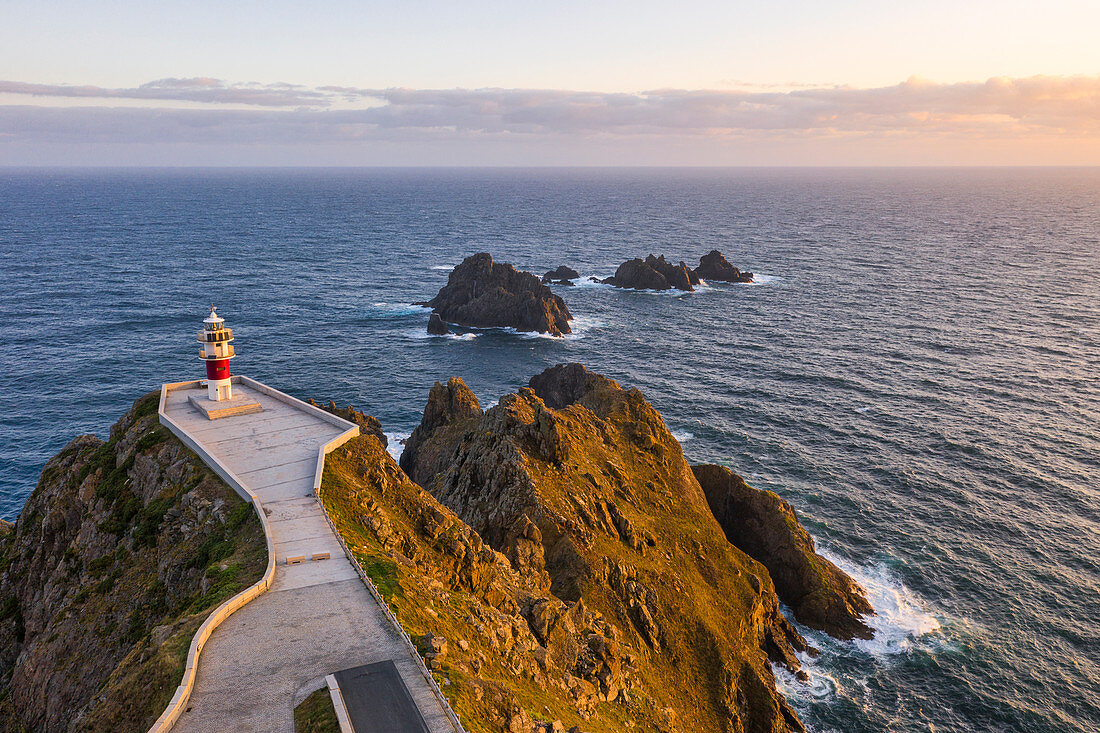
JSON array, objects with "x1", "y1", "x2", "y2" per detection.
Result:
[
  {"x1": 323, "y1": 362, "x2": 875, "y2": 732},
  {"x1": 425, "y1": 253, "x2": 573, "y2": 337},
  {"x1": 0, "y1": 393, "x2": 266, "y2": 732},
  {"x1": 3, "y1": 366, "x2": 872, "y2": 733}
]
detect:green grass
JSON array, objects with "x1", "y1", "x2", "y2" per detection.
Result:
[{"x1": 294, "y1": 687, "x2": 340, "y2": 733}]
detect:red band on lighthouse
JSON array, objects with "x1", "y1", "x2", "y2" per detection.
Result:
[{"x1": 206, "y1": 359, "x2": 230, "y2": 381}]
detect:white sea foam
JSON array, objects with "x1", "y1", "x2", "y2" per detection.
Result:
[
  {"x1": 402, "y1": 329, "x2": 479, "y2": 341},
  {"x1": 772, "y1": 650, "x2": 839, "y2": 703},
  {"x1": 751, "y1": 274, "x2": 781, "y2": 285},
  {"x1": 819, "y1": 549, "x2": 941, "y2": 657},
  {"x1": 429, "y1": 264, "x2": 454, "y2": 271},
  {"x1": 671, "y1": 430, "x2": 694, "y2": 442},
  {"x1": 383, "y1": 431, "x2": 409, "y2": 462},
  {"x1": 855, "y1": 405, "x2": 873, "y2": 414},
  {"x1": 366, "y1": 302, "x2": 432, "y2": 319}
]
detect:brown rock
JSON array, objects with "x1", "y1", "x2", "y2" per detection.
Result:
[
  {"x1": 602, "y1": 254, "x2": 697, "y2": 291},
  {"x1": 400, "y1": 377, "x2": 483, "y2": 487},
  {"x1": 692, "y1": 463, "x2": 874, "y2": 640},
  {"x1": 694, "y1": 249, "x2": 753, "y2": 283},
  {"x1": 426, "y1": 253, "x2": 573, "y2": 336}
]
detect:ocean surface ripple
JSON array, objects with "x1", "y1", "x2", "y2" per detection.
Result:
[{"x1": 1, "y1": 168, "x2": 1098, "y2": 732}]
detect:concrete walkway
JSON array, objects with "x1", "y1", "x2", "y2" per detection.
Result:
[{"x1": 163, "y1": 382, "x2": 453, "y2": 733}]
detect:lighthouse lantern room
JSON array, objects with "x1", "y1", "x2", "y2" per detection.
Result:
[{"x1": 198, "y1": 307, "x2": 236, "y2": 401}]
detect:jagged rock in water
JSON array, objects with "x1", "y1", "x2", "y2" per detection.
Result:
[
  {"x1": 399, "y1": 362, "x2": 812, "y2": 732},
  {"x1": 692, "y1": 463, "x2": 874, "y2": 640},
  {"x1": 426, "y1": 253, "x2": 573, "y2": 336},
  {"x1": 427, "y1": 312, "x2": 451, "y2": 335},
  {"x1": 543, "y1": 266, "x2": 580, "y2": 285},
  {"x1": 602, "y1": 255, "x2": 697, "y2": 291},
  {"x1": 694, "y1": 250, "x2": 754, "y2": 283},
  {"x1": 0, "y1": 392, "x2": 267, "y2": 732},
  {"x1": 399, "y1": 377, "x2": 483, "y2": 487}
]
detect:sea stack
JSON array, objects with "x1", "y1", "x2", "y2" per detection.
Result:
[
  {"x1": 694, "y1": 249, "x2": 754, "y2": 283},
  {"x1": 425, "y1": 253, "x2": 573, "y2": 336},
  {"x1": 603, "y1": 254, "x2": 698, "y2": 291},
  {"x1": 427, "y1": 312, "x2": 450, "y2": 335}
]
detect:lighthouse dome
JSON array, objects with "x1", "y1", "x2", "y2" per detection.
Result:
[{"x1": 203, "y1": 307, "x2": 225, "y2": 326}]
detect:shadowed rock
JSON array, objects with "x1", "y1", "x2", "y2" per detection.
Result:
[
  {"x1": 425, "y1": 253, "x2": 572, "y2": 336},
  {"x1": 427, "y1": 313, "x2": 450, "y2": 335},
  {"x1": 602, "y1": 254, "x2": 698, "y2": 291},
  {"x1": 694, "y1": 250, "x2": 754, "y2": 283},
  {"x1": 542, "y1": 265, "x2": 580, "y2": 285},
  {"x1": 692, "y1": 463, "x2": 874, "y2": 640}
]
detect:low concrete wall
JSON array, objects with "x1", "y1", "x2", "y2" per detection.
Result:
[{"x1": 148, "y1": 377, "x2": 358, "y2": 733}]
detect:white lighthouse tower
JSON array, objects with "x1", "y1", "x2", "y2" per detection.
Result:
[{"x1": 199, "y1": 307, "x2": 236, "y2": 401}]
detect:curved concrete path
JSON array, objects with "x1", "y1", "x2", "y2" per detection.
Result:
[{"x1": 163, "y1": 382, "x2": 453, "y2": 733}]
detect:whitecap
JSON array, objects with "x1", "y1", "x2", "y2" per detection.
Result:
[
  {"x1": 429, "y1": 264, "x2": 454, "y2": 271},
  {"x1": 751, "y1": 274, "x2": 781, "y2": 285},
  {"x1": 383, "y1": 431, "x2": 409, "y2": 462},
  {"x1": 819, "y1": 549, "x2": 941, "y2": 657},
  {"x1": 366, "y1": 302, "x2": 432, "y2": 319},
  {"x1": 402, "y1": 328, "x2": 479, "y2": 341},
  {"x1": 772, "y1": 651, "x2": 839, "y2": 703},
  {"x1": 855, "y1": 406, "x2": 873, "y2": 414},
  {"x1": 671, "y1": 430, "x2": 695, "y2": 442}
]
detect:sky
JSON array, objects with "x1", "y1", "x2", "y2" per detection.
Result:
[{"x1": 1, "y1": 0, "x2": 1099, "y2": 166}]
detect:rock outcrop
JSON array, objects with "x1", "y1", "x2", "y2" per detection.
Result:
[
  {"x1": 602, "y1": 255, "x2": 698, "y2": 292},
  {"x1": 426, "y1": 253, "x2": 573, "y2": 337},
  {"x1": 543, "y1": 266, "x2": 580, "y2": 285},
  {"x1": 399, "y1": 378, "x2": 483, "y2": 488},
  {"x1": 694, "y1": 250, "x2": 753, "y2": 283},
  {"x1": 0, "y1": 392, "x2": 267, "y2": 732},
  {"x1": 394, "y1": 363, "x2": 813, "y2": 732},
  {"x1": 427, "y1": 313, "x2": 451, "y2": 335},
  {"x1": 307, "y1": 399, "x2": 387, "y2": 446},
  {"x1": 692, "y1": 464, "x2": 874, "y2": 640}
]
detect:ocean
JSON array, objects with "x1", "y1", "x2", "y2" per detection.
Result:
[{"x1": 0, "y1": 167, "x2": 1097, "y2": 732}]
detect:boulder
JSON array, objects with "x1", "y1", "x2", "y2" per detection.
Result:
[
  {"x1": 427, "y1": 313, "x2": 451, "y2": 335},
  {"x1": 426, "y1": 253, "x2": 573, "y2": 336},
  {"x1": 691, "y1": 463, "x2": 874, "y2": 639},
  {"x1": 542, "y1": 266, "x2": 580, "y2": 285},
  {"x1": 694, "y1": 249, "x2": 754, "y2": 283}
]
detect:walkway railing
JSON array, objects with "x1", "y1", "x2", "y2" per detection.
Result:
[{"x1": 149, "y1": 380, "x2": 278, "y2": 733}]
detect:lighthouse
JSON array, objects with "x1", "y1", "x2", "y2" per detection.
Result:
[
  {"x1": 188, "y1": 307, "x2": 263, "y2": 420},
  {"x1": 199, "y1": 307, "x2": 236, "y2": 401}
]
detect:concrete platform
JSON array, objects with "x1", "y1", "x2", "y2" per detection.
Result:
[
  {"x1": 335, "y1": 660, "x2": 431, "y2": 733},
  {"x1": 188, "y1": 392, "x2": 264, "y2": 420},
  {"x1": 162, "y1": 381, "x2": 454, "y2": 733}
]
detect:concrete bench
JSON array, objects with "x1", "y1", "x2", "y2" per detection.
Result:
[{"x1": 285, "y1": 555, "x2": 306, "y2": 565}]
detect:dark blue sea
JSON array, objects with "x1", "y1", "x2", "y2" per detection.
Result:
[{"x1": 1, "y1": 168, "x2": 1097, "y2": 732}]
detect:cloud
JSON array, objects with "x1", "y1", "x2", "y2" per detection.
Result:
[
  {"x1": 0, "y1": 78, "x2": 328, "y2": 107},
  {"x1": 1, "y1": 75, "x2": 1098, "y2": 164}
]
